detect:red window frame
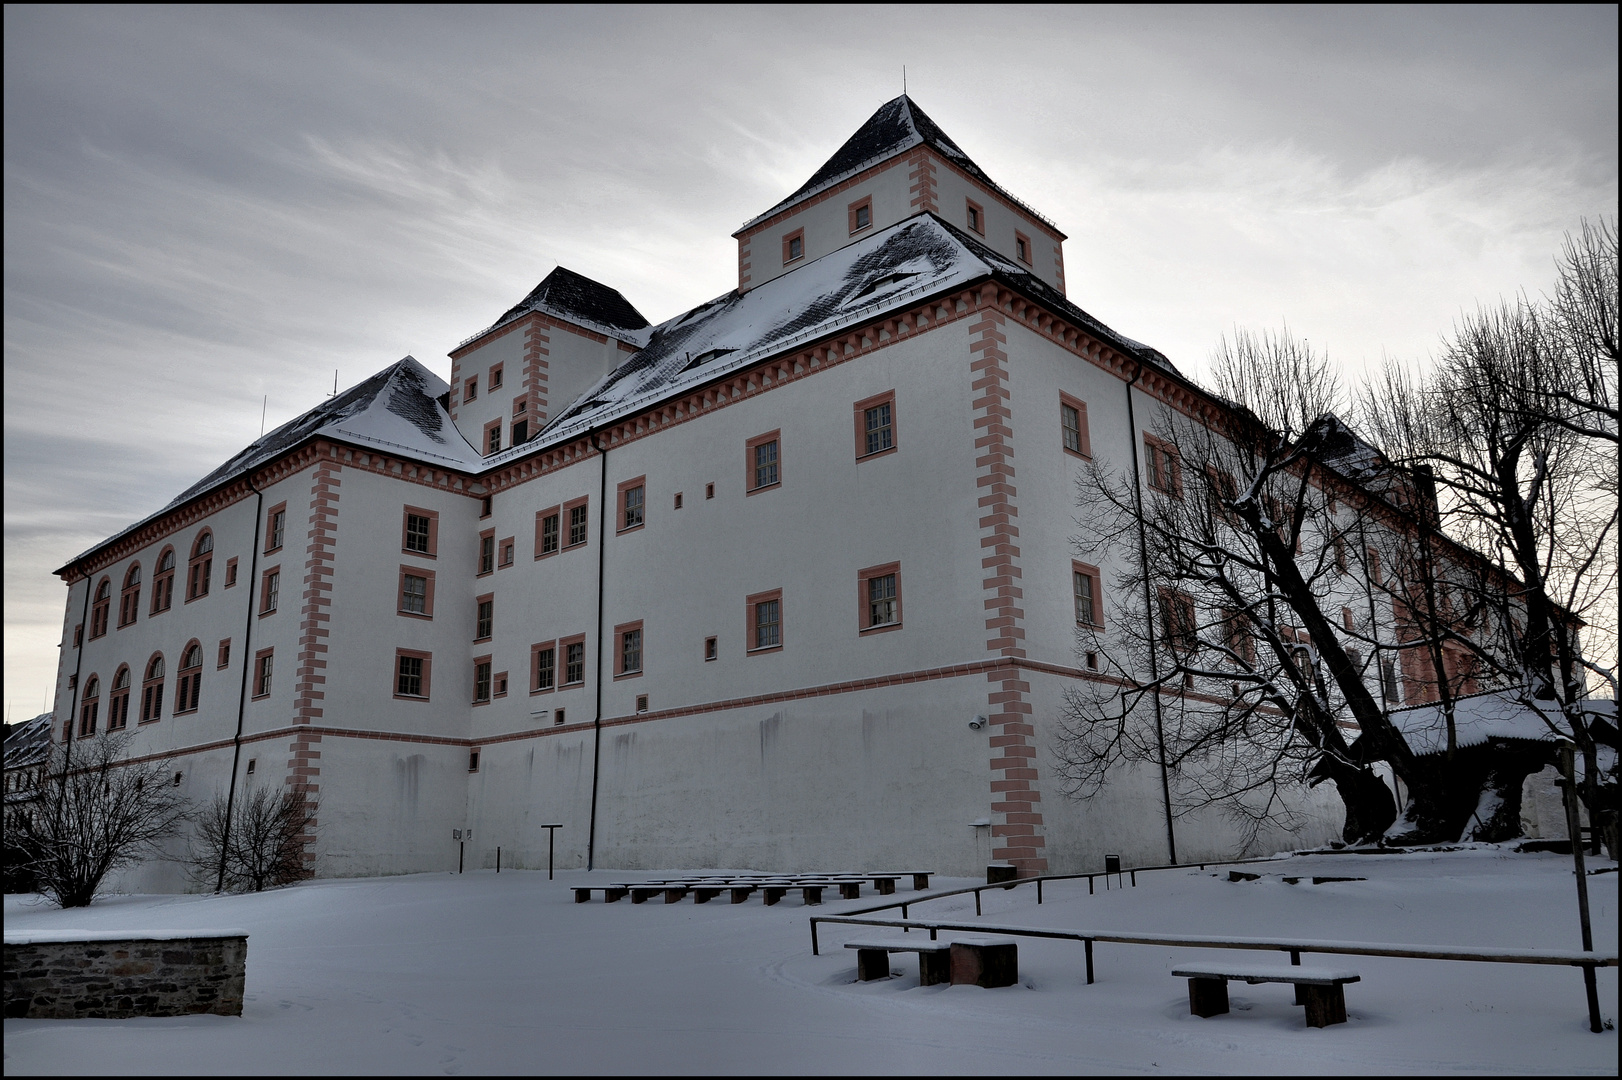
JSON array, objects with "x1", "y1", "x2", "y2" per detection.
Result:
[
  {"x1": 564, "y1": 498, "x2": 589, "y2": 549},
  {"x1": 1072, "y1": 561, "x2": 1104, "y2": 628},
  {"x1": 108, "y1": 666, "x2": 131, "y2": 731},
  {"x1": 782, "y1": 227, "x2": 805, "y2": 265},
  {"x1": 848, "y1": 195, "x2": 873, "y2": 234},
  {"x1": 483, "y1": 419, "x2": 503, "y2": 456},
  {"x1": 218, "y1": 638, "x2": 232, "y2": 669},
  {"x1": 89, "y1": 577, "x2": 111, "y2": 639},
  {"x1": 475, "y1": 593, "x2": 494, "y2": 643},
  {"x1": 140, "y1": 653, "x2": 166, "y2": 722},
  {"x1": 530, "y1": 640, "x2": 557, "y2": 694},
  {"x1": 559, "y1": 633, "x2": 587, "y2": 686},
  {"x1": 398, "y1": 566, "x2": 436, "y2": 619},
  {"x1": 1014, "y1": 230, "x2": 1032, "y2": 265},
  {"x1": 472, "y1": 655, "x2": 493, "y2": 704},
  {"x1": 746, "y1": 589, "x2": 784, "y2": 654},
  {"x1": 746, "y1": 430, "x2": 781, "y2": 494},
  {"x1": 617, "y1": 477, "x2": 646, "y2": 534},
  {"x1": 186, "y1": 530, "x2": 213, "y2": 602},
  {"x1": 615, "y1": 620, "x2": 644, "y2": 679},
  {"x1": 478, "y1": 529, "x2": 496, "y2": 576},
  {"x1": 252, "y1": 648, "x2": 274, "y2": 700},
  {"x1": 853, "y1": 392, "x2": 897, "y2": 460},
  {"x1": 857, "y1": 563, "x2": 902, "y2": 634},
  {"x1": 1143, "y1": 434, "x2": 1183, "y2": 498},
  {"x1": 395, "y1": 648, "x2": 432, "y2": 701},
  {"x1": 175, "y1": 640, "x2": 204, "y2": 715},
  {"x1": 264, "y1": 501, "x2": 288, "y2": 554},
  {"x1": 118, "y1": 564, "x2": 141, "y2": 628},
  {"x1": 1059, "y1": 393, "x2": 1091, "y2": 458},
  {"x1": 78, "y1": 676, "x2": 101, "y2": 738},
  {"x1": 535, "y1": 505, "x2": 561, "y2": 558},
  {"x1": 966, "y1": 197, "x2": 985, "y2": 236},
  {"x1": 151, "y1": 547, "x2": 176, "y2": 614},
  {"x1": 498, "y1": 536, "x2": 515, "y2": 568},
  {"x1": 259, "y1": 565, "x2": 281, "y2": 616}
]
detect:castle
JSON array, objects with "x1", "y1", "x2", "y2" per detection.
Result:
[{"x1": 52, "y1": 97, "x2": 1360, "y2": 888}]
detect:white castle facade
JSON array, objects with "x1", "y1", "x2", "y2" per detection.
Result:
[{"x1": 52, "y1": 97, "x2": 1363, "y2": 890}]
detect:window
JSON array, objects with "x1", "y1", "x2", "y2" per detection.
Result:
[
  {"x1": 1085, "y1": 650, "x2": 1100, "y2": 671},
  {"x1": 469, "y1": 750, "x2": 481, "y2": 772},
  {"x1": 473, "y1": 659, "x2": 492, "y2": 703},
  {"x1": 399, "y1": 568, "x2": 433, "y2": 617},
  {"x1": 1342, "y1": 606, "x2": 1356, "y2": 632},
  {"x1": 152, "y1": 548, "x2": 176, "y2": 613},
  {"x1": 619, "y1": 478, "x2": 645, "y2": 532},
  {"x1": 140, "y1": 655, "x2": 165, "y2": 722},
  {"x1": 79, "y1": 676, "x2": 100, "y2": 738},
  {"x1": 1333, "y1": 534, "x2": 1348, "y2": 573},
  {"x1": 1015, "y1": 230, "x2": 1032, "y2": 264},
  {"x1": 187, "y1": 531, "x2": 213, "y2": 601},
  {"x1": 246, "y1": 758, "x2": 256, "y2": 775},
  {"x1": 90, "y1": 578, "x2": 111, "y2": 639},
  {"x1": 532, "y1": 643, "x2": 556, "y2": 692},
  {"x1": 1144, "y1": 435, "x2": 1182, "y2": 497},
  {"x1": 253, "y1": 650, "x2": 273, "y2": 699},
  {"x1": 674, "y1": 492, "x2": 684, "y2": 510},
  {"x1": 617, "y1": 622, "x2": 643, "y2": 678},
  {"x1": 108, "y1": 667, "x2": 131, "y2": 731},
  {"x1": 512, "y1": 419, "x2": 528, "y2": 445},
  {"x1": 848, "y1": 196, "x2": 872, "y2": 234},
  {"x1": 1158, "y1": 589, "x2": 1197, "y2": 656},
  {"x1": 566, "y1": 500, "x2": 589, "y2": 547},
  {"x1": 1073, "y1": 562, "x2": 1103, "y2": 627},
  {"x1": 176, "y1": 642, "x2": 203, "y2": 714},
  {"x1": 464, "y1": 377, "x2": 478, "y2": 402},
  {"x1": 489, "y1": 364, "x2": 503, "y2": 390},
  {"x1": 259, "y1": 567, "x2": 280, "y2": 615},
  {"x1": 783, "y1": 228, "x2": 805, "y2": 264},
  {"x1": 563, "y1": 638, "x2": 586, "y2": 685},
  {"x1": 396, "y1": 650, "x2": 431, "y2": 699},
  {"x1": 704, "y1": 636, "x2": 718, "y2": 661},
  {"x1": 475, "y1": 596, "x2": 494, "y2": 641},
  {"x1": 705, "y1": 483, "x2": 715, "y2": 500},
  {"x1": 747, "y1": 431, "x2": 781, "y2": 492},
  {"x1": 481, "y1": 495, "x2": 493, "y2": 518},
  {"x1": 853, "y1": 392, "x2": 896, "y2": 459},
  {"x1": 858, "y1": 564, "x2": 901, "y2": 632},
  {"x1": 403, "y1": 507, "x2": 438, "y2": 556},
  {"x1": 1059, "y1": 394, "x2": 1090, "y2": 458},
  {"x1": 1381, "y1": 658, "x2": 1400, "y2": 703},
  {"x1": 118, "y1": 564, "x2": 141, "y2": 628},
  {"x1": 218, "y1": 638, "x2": 231, "y2": 669},
  {"x1": 485, "y1": 421, "x2": 502, "y2": 456},
  {"x1": 265, "y1": 503, "x2": 287, "y2": 553},
  {"x1": 966, "y1": 198, "x2": 984, "y2": 235},
  {"x1": 1367, "y1": 548, "x2": 1382, "y2": 586},
  {"x1": 536, "y1": 507, "x2": 561, "y2": 557},
  {"x1": 74, "y1": 624, "x2": 83, "y2": 649},
  {"x1": 1222, "y1": 608, "x2": 1255, "y2": 665},
  {"x1": 224, "y1": 557, "x2": 238, "y2": 588},
  {"x1": 748, "y1": 590, "x2": 783, "y2": 652},
  {"x1": 499, "y1": 537, "x2": 514, "y2": 567},
  {"x1": 479, "y1": 531, "x2": 496, "y2": 575},
  {"x1": 554, "y1": 708, "x2": 566, "y2": 726}
]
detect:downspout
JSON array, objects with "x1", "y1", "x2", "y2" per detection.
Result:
[
  {"x1": 586, "y1": 432, "x2": 609, "y2": 871},
  {"x1": 1124, "y1": 362, "x2": 1177, "y2": 864},
  {"x1": 217, "y1": 475, "x2": 265, "y2": 893}
]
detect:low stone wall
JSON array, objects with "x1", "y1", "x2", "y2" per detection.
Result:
[{"x1": 3, "y1": 930, "x2": 248, "y2": 1019}]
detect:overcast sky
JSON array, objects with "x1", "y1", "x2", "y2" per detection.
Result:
[{"x1": 4, "y1": 5, "x2": 1616, "y2": 723}]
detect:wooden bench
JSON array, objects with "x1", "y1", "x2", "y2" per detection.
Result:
[
  {"x1": 572, "y1": 886, "x2": 630, "y2": 903},
  {"x1": 1172, "y1": 962, "x2": 1360, "y2": 1027},
  {"x1": 844, "y1": 938, "x2": 954, "y2": 984}
]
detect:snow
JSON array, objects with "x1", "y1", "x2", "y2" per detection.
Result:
[
  {"x1": 1171, "y1": 963, "x2": 1363, "y2": 983},
  {"x1": 4, "y1": 928, "x2": 248, "y2": 945},
  {"x1": 5, "y1": 846, "x2": 1615, "y2": 1075},
  {"x1": 1386, "y1": 692, "x2": 1613, "y2": 755}
]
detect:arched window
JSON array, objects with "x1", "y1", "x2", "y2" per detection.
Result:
[
  {"x1": 151, "y1": 548, "x2": 176, "y2": 614},
  {"x1": 79, "y1": 675, "x2": 101, "y2": 737},
  {"x1": 140, "y1": 654, "x2": 166, "y2": 723},
  {"x1": 187, "y1": 531, "x2": 214, "y2": 601},
  {"x1": 119, "y1": 563, "x2": 142, "y2": 628},
  {"x1": 176, "y1": 642, "x2": 203, "y2": 714},
  {"x1": 89, "y1": 578, "x2": 112, "y2": 639},
  {"x1": 109, "y1": 666, "x2": 132, "y2": 730}
]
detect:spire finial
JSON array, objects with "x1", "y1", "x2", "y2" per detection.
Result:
[{"x1": 903, "y1": 66, "x2": 906, "y2": 95}]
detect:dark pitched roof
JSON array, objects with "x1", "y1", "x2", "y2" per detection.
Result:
[
  {"x1": 737, "y1": 95, "x2": 1062, "y2": 237},
  {"x1": 461, "y1": 267, "x2": 650, "y2": 352}
]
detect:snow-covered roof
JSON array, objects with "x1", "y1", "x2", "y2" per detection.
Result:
[
  {"x1": 61, "y1": 357, "x2": 480, "y2": 573},
  {"x1": 1383, "y1": 691, "x2": 1616, "y2": 756},
  {"x1": 4, "y1": 712, "x2": 52, "y2": 772},
  {"x1": 457, "y1": 266, "x2": 652, "y2": 352},
  {"x1": 736, "y1": 95, "x2": 1062, "y2": 237},
  {"x1": 492, "y1": 213, "x2": 1175, "y2": 457}
]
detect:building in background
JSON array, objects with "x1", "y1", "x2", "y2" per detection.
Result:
[{"x1": 52, "y1": 97, "x2": 1403, "y2": 889}]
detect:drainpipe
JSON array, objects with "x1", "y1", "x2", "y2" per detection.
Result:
[
  {"x1": 1124, "y1": 362, "x2": 1177, "y2": 864},
  {"x1": 586, "y1": 432, "x2": 609, "y2": 870},
  {"x1": 217, "y1": 475, "x2": 265, "y2": 893}
]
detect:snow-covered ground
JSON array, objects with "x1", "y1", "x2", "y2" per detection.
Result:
[{"x1": 5, "y1": 847, "x2": 1616, "y2": 1075}]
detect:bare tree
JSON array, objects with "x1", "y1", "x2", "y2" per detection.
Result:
[
  {"x1": 1055, "y1": 331, "x2": 1449, "y2": 847},
  {"x1": 189, "y1": 784, "x2": 313, "y2": 893},
  {"x1": 1362, "y1": 246, "x2": 1620, "y2": 856},
  {"x1": 16, "y1": 732, "x2": 190, "y2": 908}
]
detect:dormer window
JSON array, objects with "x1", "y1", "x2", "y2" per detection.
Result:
[
  {"x1": 848, "y1": 197, "x2": 872, "y2": 235},
  {"x1": 783, "y1": 228, "x2": 805, "y2": 265}
]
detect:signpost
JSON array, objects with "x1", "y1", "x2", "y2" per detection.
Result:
[{"x1": 538, "y1": 823, "x2": 563, "y2": 880}]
